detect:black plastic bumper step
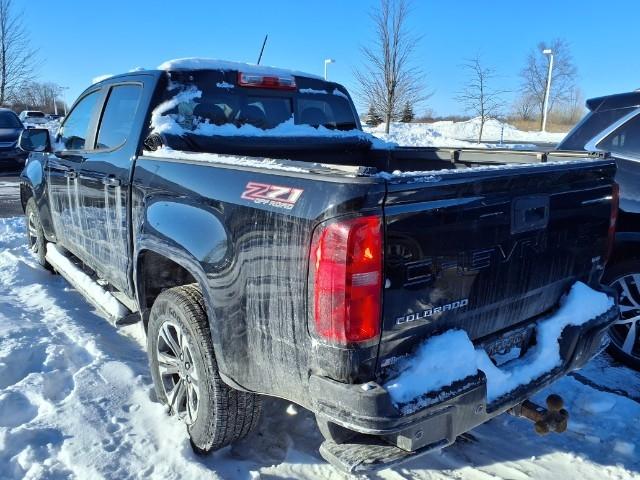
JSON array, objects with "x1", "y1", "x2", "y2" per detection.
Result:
[{"x1": 319, "y1": 435, "x2": 448, "y2": 474}]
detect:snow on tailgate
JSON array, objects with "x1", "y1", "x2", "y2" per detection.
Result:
[{"x1": 385, "y1": 282, "x2": 614, "y2": 411}]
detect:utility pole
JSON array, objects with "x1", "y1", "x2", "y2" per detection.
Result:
[
  {"x1": 541, "y1": 49, "x2": 554, "y2": 132},
  {"x1": 59, "y1": 86, "x2": 69, "y2": 116}
]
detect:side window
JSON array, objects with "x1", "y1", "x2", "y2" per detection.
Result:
[
  {"x1": 60, "y1": 91, "x2": 101, "y2": 150},
  {"x1": 96, "y1": 84, "x2": 143, "y2": 150},
  {"x1": 596, "y1": 113, "x2": 640, "y2": 158}
]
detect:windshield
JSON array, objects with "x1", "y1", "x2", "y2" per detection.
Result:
[
  {"x1": 0, "y1": 111, "x2": 22, "y2": 129},
  {"x1": 153, "y1": 70, "x2": 360, "y2": 137},
  {"x1": 27, "y1": 111, "x2": 45, "y2": 118}
]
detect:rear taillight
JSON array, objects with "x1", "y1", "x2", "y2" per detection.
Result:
[
  {"x1": 237, "y1": 72, "x2": 297, "y2": 90},
  {"x1": 605, "y1": 182, "x2": 619, "y2": 263},
  {"x1": 310, "y1": 216, "x2": 383, "y2": 344}
]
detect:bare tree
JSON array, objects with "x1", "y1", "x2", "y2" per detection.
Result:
[
  {"x1": 455, "y1": 55, "x2": 504, "y2": 143},
  {"x1": 0, "y1": 0, "x2": 37, "y2": 105},
  {"x1": 355, "y1": 0, "x2": 427, "y2": 134},
  {"x1": 512, "y1": 94, "x2": 536, "y2": 121},
  {"x1": 11, "y1": 81, "x2": 63, "y2": 112},
  {"x1": 519, "y1": 39, "x2": 577, "y2": 129},
  {"x1": 562, "y1": 87, "x2": 585, "y2": 124}
]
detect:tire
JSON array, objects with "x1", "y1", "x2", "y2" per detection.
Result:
[
  {"x1": 603, "y1": 259, "x2": 640, "y2": 370},
  {"x1": 147, "y1": 284, "x2": 262, "y2": 453},
  {"x1": 25, "y1": 197, "x2": 53, "y2": 271}
]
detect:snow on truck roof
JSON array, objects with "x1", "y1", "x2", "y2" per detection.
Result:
[{"x1": 157, "y1": 57, "x2": 323, "y2": 80}]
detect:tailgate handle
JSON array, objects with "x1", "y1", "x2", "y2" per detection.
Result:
[{"x1": 511, "y1": 196, "x2": 549, "y2": 234}]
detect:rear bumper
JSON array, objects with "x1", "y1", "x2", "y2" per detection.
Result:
[{"x1": 310, "y1": 302, "x2": 618, "y2": 473}]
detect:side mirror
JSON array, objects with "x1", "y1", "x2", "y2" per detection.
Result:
[{"x1": 19, "y1": 128, "x2": 51, "y2": 153}]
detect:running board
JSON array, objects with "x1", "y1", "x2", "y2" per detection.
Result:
[{"x1": 45, "y1": 243, "x2": 132, "y2": 325}]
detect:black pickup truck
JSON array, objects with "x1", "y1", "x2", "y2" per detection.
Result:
[{"x1": 18, "y1": 59, "x2": 618, "y2": 473}]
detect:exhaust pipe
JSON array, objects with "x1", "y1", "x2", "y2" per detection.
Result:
[{"x1": 509, "y1": 394, "x2": 569, "y2": 435}]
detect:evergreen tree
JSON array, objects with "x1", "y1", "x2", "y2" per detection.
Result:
[
  {"x1": 365, "y1": 104, "x2": 383, "y2": 127},
  {"x1": 400, "y1": 102, "x2": 414, "y2": 123}
]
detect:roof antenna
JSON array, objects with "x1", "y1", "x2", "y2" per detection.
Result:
[{"x1": 257, "y1": 34, "x2": 268, "y2": 65}]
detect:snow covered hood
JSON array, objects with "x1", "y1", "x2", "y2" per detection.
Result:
[{"x1": 157, "y1": 57, "x2": 322, "y2": 80}]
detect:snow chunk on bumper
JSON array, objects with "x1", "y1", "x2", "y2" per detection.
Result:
[
  {"x1": 385, "y1": 330, "x2": 478, "y2": 404},
  {"x1": 384, "y1": 282, "x2": 615, "y2": 408}
]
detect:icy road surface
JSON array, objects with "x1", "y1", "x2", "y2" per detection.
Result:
[{"x1": 0, "y1": 216, "x2": 639, "y2": 479}]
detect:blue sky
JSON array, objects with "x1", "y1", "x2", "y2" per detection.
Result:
[{"x1": 22, "y1": 0, "x2": 640, "y2": 116}]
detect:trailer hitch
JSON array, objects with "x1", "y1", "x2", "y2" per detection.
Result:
[{"x1": 509, "y1": 394, "x2": 569, "y2": 435}]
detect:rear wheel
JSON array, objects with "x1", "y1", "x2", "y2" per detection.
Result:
[
  {"x1": 25, "y1": 197, "x2": 52, "y2": 271},
  {"x1": 603, "y1": 259, "x2": 640, "y2": 370},
  {"x1": 147, "y1": 284, "x2": 262, "y2": 452}
]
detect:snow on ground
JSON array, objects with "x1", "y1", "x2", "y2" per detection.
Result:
[
  {"x1": 1, "y1": 215, "x2": 639, "y2": 479},
  {"x1": 365, "y1": 118, "x2": 567, "y2": 148},
  {"x1": 0, "y1": 181, "x2": 19, "y2": 197}
]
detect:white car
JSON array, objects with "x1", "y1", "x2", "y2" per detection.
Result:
[{"x1": 19, "y1": 110, "x2": 48, "y2": 126}]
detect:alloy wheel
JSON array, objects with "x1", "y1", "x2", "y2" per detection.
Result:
[
  {"x1": 609, "y1": 274, "x2": 640, "y2": 359},
  {"x1": 156, "y1": 321, "x2": 200, "y2": 425},
  {"x1": 27, "y1": 212, "x2": 39, "y2": 253}
]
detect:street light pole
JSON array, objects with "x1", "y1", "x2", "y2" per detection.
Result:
[
  {"x1": 541, "y1": 49, "x2": 554, "y2": 132},
  {"x1": 59, "y1": 86, "x2": 69, "y2": 116},
  {"x1": 324, "y1": 58, "x2": 335, "y2": 80}
]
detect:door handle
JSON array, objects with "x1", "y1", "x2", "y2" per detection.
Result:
[
  {"x1": 64, "y1": 170, "x2": 77, "y2": 179},
  {"x1": 101, "y1": 176, "x2": 121, "y2": 187}
]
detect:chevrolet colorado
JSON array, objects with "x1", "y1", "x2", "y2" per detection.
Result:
[{"x1": 18, "y1": 59, "x2": 618, "y2": 473}]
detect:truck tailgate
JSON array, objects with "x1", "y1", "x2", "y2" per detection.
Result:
[{"x1": 379, "y1": 160, "x2": 616, "y2": 370}]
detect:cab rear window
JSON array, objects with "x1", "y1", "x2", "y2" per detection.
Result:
[{"x1": 156, "y1": 70, "x2": 358, "y2": 135}]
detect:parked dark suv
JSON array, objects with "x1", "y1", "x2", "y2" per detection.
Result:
[
  {"x1": 558, "y1": 90, "x2": 640, "y2": 369},
  {"x1": 0, "y1": 108, "x2": 26, "y2": 171}
]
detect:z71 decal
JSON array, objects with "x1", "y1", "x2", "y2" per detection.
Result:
[{"x1": 241, "y1": 181, "x2": 304, "y2": 210}]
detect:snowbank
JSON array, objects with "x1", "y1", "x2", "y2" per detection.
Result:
[
  {"x1": 365, "y1": 118, "x2": 567, "y2": 148},
  {"x1": 385, "y1": 282, "x2": 614, "y2": 409}
]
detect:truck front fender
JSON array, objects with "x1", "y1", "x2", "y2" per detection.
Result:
[{"x1": 20, "y1": 154, "x2": 55, "y2": 239}]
